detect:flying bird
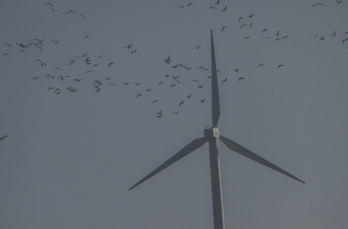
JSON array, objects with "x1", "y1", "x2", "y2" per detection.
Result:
[
  {"x1": 136, "y1": 94, "x2": 142, "y2": 98},
  {"x1": 198, "y1": 84, "x2": 204, "y2": 88},
  {"x1": 52, "y1": 40, "x2": 60, "y2": 44},
  {"x1": 194, "y1": 44, "x2": 201, "y2": 49},
  {"x1": 220, "y1": 5, "x2": 227, "y2": 12},
  {"x1": 179, "y1": 101, "x2": 184, "y2": 106},
  {"x1": 277, "y1": 64, "x2": 284, "y2": 68},
  {"x1": 238, "y1": 77, "x2": 245, "y2": 81},
  {"x1": 221, "y1": 26, "x2": 227, "y2": 31}
]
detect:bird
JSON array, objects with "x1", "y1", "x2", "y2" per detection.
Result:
[
  {"x1": 221, "y1": 26, "x2": 227, "y2": 32},
  {"x1": 220, "y1": 5, "x2": 227, "y2": 12},
  {"x1": 157, "y1": 110, "x2": 162, "y2": 115},
  {"x1": 32, "y1": 76, "x2": 40, "y2": 80},
  {"x1": 238, "y1": 77, "x2": 245, "y2": 81},
  {"x1": 262, "y1": 28, "x2": 268, "y2": 32},
  {"x1": 343, "y1": 38, "x2": 348, "y2": 43},
  {"x1": 131, "y1": 49, "x2": 137, "y2": 54},
  {"x1": 240, "y1": 24, "x2": 247, "y2": 29},
  {"x1": 164, "y1": 57, "x2": 171, "y2": 64},
  {"x1": 41, "y1": 63, "x2": 47, "y2": 67},
  {"x1": 134, "y1": 82, "x2": 141, "y2": 86},
  {"x1": 109, "y1": 83, "x2": 116, "y2": 86},
  {"x1": 157, "y1": 81, "x2": 164, "y2": 86},
  {"x1": 172, "y1": 111, "x2": 179, "y2": 115},
  {"x1": 209, "y1": 6, "x2": 216, "y2": 9},
  {"x1": 156, "y1": 113, "x2": 162, "y2": 118},
  {"x1": 249, "y1": 14, "x2": 254, "y2": 18},
  {"x1": 186, "y1": 94, "x2": 192, "y2": 99},
  {"x1": 194, "y1": 44, "x2": 201, "y2": 49},
  {"x1": 319, "y1": 35, "x2": 325, "y2": 40},
  {"x1": 200, "y1": 99, "x2": 206, "y2": 103},
  {"x1": 258, "y1": 63, "x2": 264, "y2": 67},
  {"x1": 74, "y1": 78, "x2": 82, "y2": 82},
  {"x1": 52, "y1": 40, "x2": 60, "y2": 44},
  {"x1": 136, "y1": 94, "x2": 142, "y2": 98},
  {"x1": 187, "y1": 2, "x2": 193, "y2": 6},
  {"x1": 277, "y1": 64, "x2": 284, "y2": 68},
  {"x1": 331, "y1": 31, "x2": 336, "y2": 36},
  {"x1": 170, "y1": 84, "x2": 176, "y2": 88},
  {"x1": 55, "y1": 67, "x2": 61, "y2": 70},
  {"x1": 80, "y1": 14, "x2": 87, "y2": 19},
  {"x1": 44, "y1": 2, "x2": 54, "y2": 7},
  {"x1": 152, "y1": 100, "x2": 158, "y2": 104},
  {"x1": 336, "y1": 0, "x2": 343, "y2": 3},
  {"x1": 234, "y1": 68, "x2": 240, "y2": 72},
  {"x1": 146, "y1": 88, "x2": 151, "y2": 91},
  {"x1": 243, "y1": 36, "x2": 250, "y2": 39},
  {"x1": 179, "y1": 101, "x2": 184, "y2": 106},
  {"x1": 123, "y1": 44, "x2": 133, "y2": 49},
  {"x1": 108, "y1": 62, "x2": 114, "y2": 67},
  {"x1": 222, "y1": 78, "x2": 227, "y2": 83},
  {"x1": 55, "y1": 88, "x2": 61, "y2": 94},
  {"x1": 48, "y1": 87, "x2": 54, "y2": 90},
  {"x1": 198, "y1": 84, "x2": 204, "y2": 88},
  {"x1": 238, "y1": 16, "x2": 243, "y2": 22},
  {"x1": 96, "y1": 88, "x2": 101, "y2": 93}
]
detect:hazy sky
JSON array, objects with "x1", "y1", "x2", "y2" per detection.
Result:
[{"x1": 1, "y1": 0, "x2": 348, "y2": 229}]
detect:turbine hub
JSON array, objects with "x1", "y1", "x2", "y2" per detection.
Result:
[{"x1": 204, "y1": 127, "x2": 220, "y2": 139}]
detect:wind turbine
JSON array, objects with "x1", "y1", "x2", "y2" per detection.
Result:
[{"x1": 129, "y1": 30, "x2": 305, "y2": 229}]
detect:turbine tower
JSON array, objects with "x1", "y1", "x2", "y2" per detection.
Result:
[{"x1": 129, "y1": 30, "x2": 305, "y2": 229}]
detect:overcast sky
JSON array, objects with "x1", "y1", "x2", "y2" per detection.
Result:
[{"x1": 1, "y1": 0, "x2": 348, "y2": 229}]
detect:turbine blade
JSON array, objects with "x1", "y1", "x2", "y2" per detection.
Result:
[
  {"x1": 211, "y1": 29, "x2": 220, "y2": 127},
  {"x1": 129, "y1": 137, "x2": 208, "y2": 190},
  {"x1": 220, "y1": 135, "x2": 305, "y2": 184}
]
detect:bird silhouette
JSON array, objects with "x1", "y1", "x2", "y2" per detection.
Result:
[
  {"x1": 198, "y1": 84, "x2": 204, "y2": 88},
  {"x1": 194, "y1": 44, "x2": 201, "y2": 49},
  {"x1": 238, "y1": 77, "x2": 245, "y2": 81},
  {"x1": 221, "y1": 26, "x2": 227, "y2": 31},
  {"x1": 136, "y1": 94, "x2": 142, "y2": 98},
  {"x1": 52, "y1": 40, "x2": 59, "y2": 44},
  {"x1": 222, "y1": 78, "x2": 227, "y2": 83},
  {"x1": 277, "y1": 64, "x2": 284, "y2": 68},
  {"x1": 179, "y1": 101, "x2": 184, "y2": 106},
  {"x1": 200, "y1": 99, "x2": 206, "y2": 103},
  {"x1": 172, "y1": 111, "x2": 179, "y2": 114},
  {"x1": 152, "y1": 100, "x2": 158, "y2": 104},
  {"x1": 220, "y1": 5, "x2": 227, "y2": 12},
  {"x1": 186, "y1": 94, "x2": 192, "y2": 99}
]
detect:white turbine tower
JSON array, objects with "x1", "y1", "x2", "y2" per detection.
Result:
[{"x1": 129, "y1": 30, "x2": 305, "y2": 229}]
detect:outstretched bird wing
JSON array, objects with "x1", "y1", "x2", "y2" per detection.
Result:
[
  {"x1": 129, "y1": 137, "x2": 208, "y2": 190},
  {"x1": 0, "y1": 135, "x2": 8, "y2": 141},
  {"x1": 219, "y1": 135, "x2": 305, "y2": 184}
]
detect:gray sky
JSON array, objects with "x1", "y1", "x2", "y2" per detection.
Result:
[{"x1": 1, "y1": 0, "x2": 348, "y2": 228}]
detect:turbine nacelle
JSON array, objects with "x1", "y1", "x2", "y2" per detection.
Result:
[{"x1": 204, "y1": 127, "x2": 220, "y2": 139}]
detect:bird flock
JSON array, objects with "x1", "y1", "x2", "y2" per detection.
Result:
[{"x1": 1, "y1": 0, "x2": 347, "y2": 120}]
